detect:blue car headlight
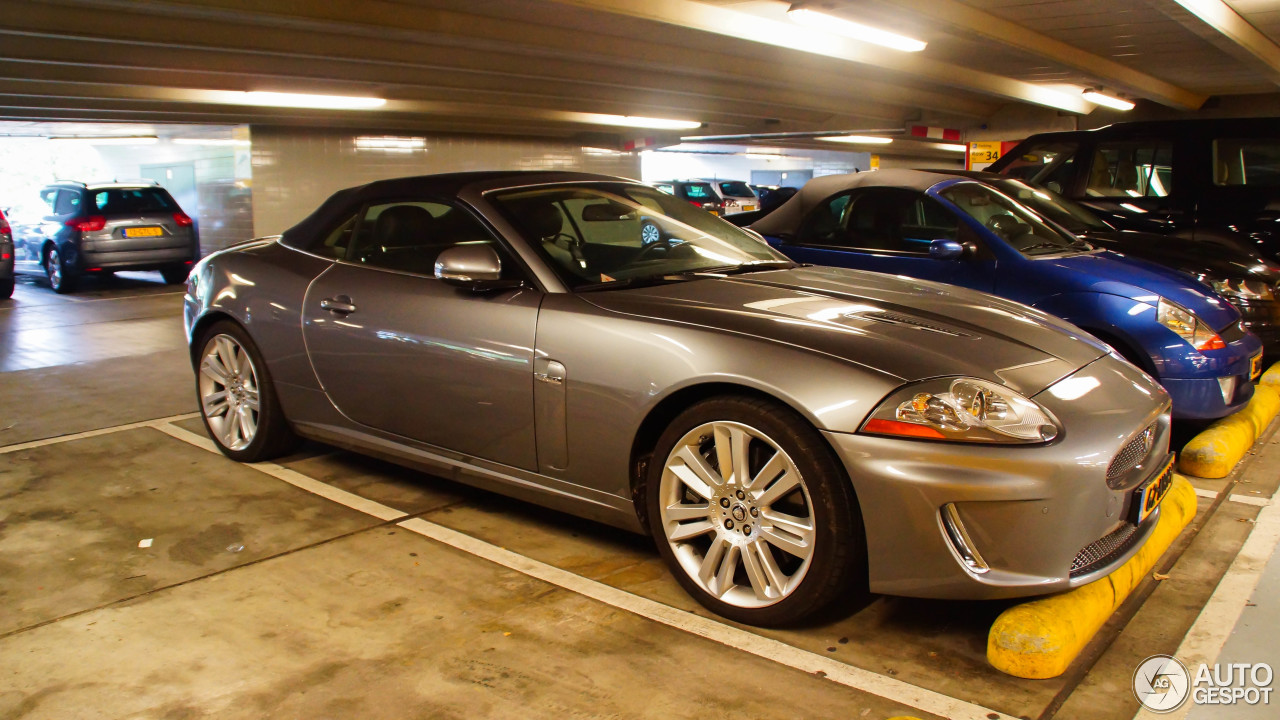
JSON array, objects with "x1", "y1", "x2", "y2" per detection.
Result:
[
  {"x1": 861, "y1": 377, "x2": 1060, "y2": 444},
  {"x1": 1156, "y1": 298, "x2": 1225, "y2": 351}
]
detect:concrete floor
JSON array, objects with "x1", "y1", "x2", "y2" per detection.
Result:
[{"x1": 1, "y1": 272, "x2": 1276, "y2": 719}]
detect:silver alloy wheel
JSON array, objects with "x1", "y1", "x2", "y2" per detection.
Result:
[
  {"x1": 658, "y1": 421, "x2": 816, "y2": 608},
  {"x1": 199, "y1": 333, "x2": 261, "y2": 451},
  {"x1": 46, "y1": 248, "x2": 61, "y2": 288},
  {"x1": 640, "y1": 221, "x2": 660, "y2": 245}
]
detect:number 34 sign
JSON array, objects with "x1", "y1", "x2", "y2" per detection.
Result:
[{"x1": 968, "y1": 141, "x2": 1003, "y2": 165}]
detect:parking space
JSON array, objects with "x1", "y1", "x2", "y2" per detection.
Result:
[{"x1": 3, "y1": 284, "x2": 1279, "y2": 719}]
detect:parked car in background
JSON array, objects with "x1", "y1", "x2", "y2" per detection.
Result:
[
  {"x1": 186, "y1": 170, "x2": 1174, "y2": 626},
  {"x1": 987, "y1": 118, "x2": 1280, "y2": 261},
  {"x1": 750, "y1": 169, "x2": 1263, "y2": 420},
  {"x1": 699, "y1": 179, "x2": 759, "y2": 215},
  {"x1": 0, "y1": 207, "x2": 13, "y2": 299},
  {"x1": 650, "y1": 180, "x2": 724, "y2": 215},
  {"x1": 751, "y1": 185, "x2": 800, "y2": 213},
  {"x1": 9, "y1": 180, "x2": 199, "y2": 293},
  {"x1": 934, "y1": 169, "x2": 1280, "y2": 358}
]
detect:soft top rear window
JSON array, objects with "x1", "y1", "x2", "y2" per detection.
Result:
[{"x1": 92, "y1": 188, "x2": 176, "y2": 214}]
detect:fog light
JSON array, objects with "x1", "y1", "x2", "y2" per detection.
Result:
[
  {"x1": 940, "y1": 503, "x2": 989, "y2": 574},
  {"x1": 1218, "y1": 376, "x2": 1237, "y2": 404}
]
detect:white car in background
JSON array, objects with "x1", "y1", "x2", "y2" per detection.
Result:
[{"x1": 700, "y1": 179, "x2": 759, "y2": 215}]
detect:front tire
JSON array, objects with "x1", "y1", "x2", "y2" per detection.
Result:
[
  {"x1": 196, "y1": 321, "x2": 297, "y2": 461},
  {"x1": 160, "y1": 265, "x2": 190, "y2": 285},
  {"x1": 646, "y1": 395, "x2": 865, "y2": 626}
]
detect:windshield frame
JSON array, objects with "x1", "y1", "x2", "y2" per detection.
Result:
[
  {"x1": 485, "y1": 181, "x2": 792, "y2": 291},
  {"x1": 934, "y1": 180, "x2": 1093, "y2": 258},
  {"x1": 990, "y1": 177, "x2": 1110, "y2": 234}
]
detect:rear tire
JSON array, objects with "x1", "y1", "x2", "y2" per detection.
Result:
[
  {"x1": 196, "y1": 321, "x2": 298, "y2": 461},
  {"x1": 160, "y1": 265, "x2": 190, "y2": 285},
  {"x1": 45, "y1": 246, "x2": 76, "y2": 294},
  {"x1": 646, "y1": 395, "x2": 865, "y2": 626},
  {"x1": 0, "y1": 276, "x2": 13, "y2": 299}
]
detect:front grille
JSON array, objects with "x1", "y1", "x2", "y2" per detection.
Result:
[
  {"x1": 1106, "y1": 424, "x2": 1155, "y2": 488},
  {"x1": 1070, "y1": 522, "x2": 1143, "y2": 577}
]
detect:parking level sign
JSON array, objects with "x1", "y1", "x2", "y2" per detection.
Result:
[{"x1": 968, "y1": 141, "x2": 1003, "y2": 168}]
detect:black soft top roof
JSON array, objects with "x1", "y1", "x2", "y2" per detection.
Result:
[{"x1": 280, "y1": 170, "x2": 632, "y2": 244}]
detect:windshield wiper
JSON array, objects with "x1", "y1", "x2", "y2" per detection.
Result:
[
  {"x1": 682, "y1": 260, "x2": 797, "y2": 276},
  {"x1": 574, "y1": 274, "x2": 701, "y2": 292},
  {"x1": 1020, "y1": 242, "x2": 1076, "y2": 254}
]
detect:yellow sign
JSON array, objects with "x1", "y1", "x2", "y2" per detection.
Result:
[
  {"x1": 969, "y1": 141, "x2": 1002, "y2": 165},
  {"x1": 869, "y1": 154, "x2": 880, "y2": 171}
]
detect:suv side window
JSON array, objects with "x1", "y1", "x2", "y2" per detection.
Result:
[
  {"x1": 1086, "y1": 141, "x2": 1174, "y2": 198},
  {"x1": 347, "y1": 200, "x2": 520, "y2": 278},
  {"x1": 1213, "y1": 139, "x2": 1280, "y2": 186},
  {"x1": 996, "y1": 142, "x2": 1079, "y2": 194},
  {"x1": 39, "y1": 188, "x2": 58, "y2": 214},
  {"x1": 53, "y1": 190, "x2": 82, "y2": 215}
]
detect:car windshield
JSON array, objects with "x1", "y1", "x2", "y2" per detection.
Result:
[
  {"x1": 939, "y1": 182, "x2": 1085, "y2": 257},
  {"x1": 490, "y1": 183, "x2": 791, "y2": 289},
  {"x1": 990, "y1": 178, "x2": 1109, "y2": 234},
  {"x1": 717, "y1": 181, "x2": 754, "y2": 197},
  {"x1": 92, "y1": 188, "x2": 176, "y2": 214}
]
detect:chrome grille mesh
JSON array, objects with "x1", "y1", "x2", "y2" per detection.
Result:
[
  {"x1": 1070, "y1": 523, "x2": 1142, "y2": 577},
  {"x1": 1106, "y1": 424, "x2": 1155, "y2": 488}
]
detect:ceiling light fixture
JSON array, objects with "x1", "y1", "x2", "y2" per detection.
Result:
[
  {"x1": 937, "y1": 143, "x2": 968, "y2": 152},
  {"x1": 572, "y1": 113, "x2": 703, "y2": 130},
  {"x1": 787, "y1": 7, "x2": 927, "y2": 53},
  {"x1": 1082, "y1": 89, "x2": 1135, "y2": 111},
  {"x1": 817, "y1": 135, "x2": 894, "y2": 145},
  {"x1": 198, "y1": 90, "x2": 386, "y2": 110},
  {"x1": 47, "y1": 136, "x2": 159, "y2": 145},
  {"x1": 172, "y1": 138, "x2": 250, "y2": 146},
  {"x1": 353, "y1": 136, "x2": 426, "y2": 151}
]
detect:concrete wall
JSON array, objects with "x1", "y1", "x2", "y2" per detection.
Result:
[{"x1": 249, "y1": 127, "x2": 641, "y2": 237}]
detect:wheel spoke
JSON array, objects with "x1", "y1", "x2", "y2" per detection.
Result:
[
  {"x1": 668, "y1": 519, "x2": 716, "y2": 542},
  {"x1": 745, "y1": 451, "x2": 786, "y2": 494},
  {"x1": 237, "y1": 405, "x2": 258, "y2": 443},
  {"x1": 670, "y1": 445, "x2": 722, "y2": 500},
  {"x1": 222, "y1": 407, "x2": 241, "y2": 447},
  {"x1": 742, "y1": 539, "x2": 786, "y2": 600},
  {"x1": 753, "y1": 467, "x2": 801, "y2": 508},
  {"x1": 202, "y1": 390, "x2": 230, "y2": 418},
  {"x1": 242, "y1": 389, "x2": 260, "y2": 412},
  {"x1": 200, "y1": 356, "x2": 231, "y2": 384},
  {"x1": 713, "y1": 424, "x2": 750, "y2": 486},
  {"x1": 216, "y1": 337, "x2": 239, "y2": 375},
  {"x1": 664, "y1": 503, "x2": 710, "y2": 522},
  {"x1": 760, "y1": 509, "x2": 814, "y2": 560},
  {"x1": 698, "y1": 537, "x2": 739, "y2": 598}
]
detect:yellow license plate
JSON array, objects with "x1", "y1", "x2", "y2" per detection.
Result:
[
  {"x1": 742, "y1": 205, "x2": 756, "y2": 212},
  {"x1": 1251, "y1": 353, "x2": 1263, "y2": 381},
  {"x1": 1133, "y1": 457, "x2": 1175, "y2": 524},
  {"x1": 124, "y1": 227, "x2": 163, "y2": 238}
]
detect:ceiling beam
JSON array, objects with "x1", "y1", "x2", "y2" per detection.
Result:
[
  {"x1": 881, "y1": 0, "x2": 1206, "y2": 110},
  {"x1": 545, "y1": 0, "x2": 1092, "y2": 113},
  {"x1": 1157, "y1": 0, "x2": 1280, "y2": 87}
]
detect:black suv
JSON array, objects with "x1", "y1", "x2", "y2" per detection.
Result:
[
  {"x1": 988, "y1": 118, "x2": 1280, "y2": 261},
  {"x1": 10, "y1": 180, "x2": 199, "y2": 293}
]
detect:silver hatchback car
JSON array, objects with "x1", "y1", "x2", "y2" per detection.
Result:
[{"x1": 184, "y1": 172, "x2": 1173, "y2": 626}]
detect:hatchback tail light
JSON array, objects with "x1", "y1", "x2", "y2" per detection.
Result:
[
  {"x1": 173, "y1": 212, "x2": 194, "y2": 227},
  {"x1": 67, "y1": 215, "x2": 107, "y2": 232}
]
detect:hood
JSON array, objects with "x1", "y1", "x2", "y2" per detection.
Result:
[
  {"x1": 1084, "y1": 230, "x2": 1280, "y2": 285},
  {"x1": 1042, "y1": 251, "x2": 1241, "y2": 331},
  {"x1": 583, "y1": 265, "x2": 1109, "y2": 397}
]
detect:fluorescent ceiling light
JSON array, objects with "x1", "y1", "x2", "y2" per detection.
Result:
[
  {"x1": 1082, "y1": 90, "x2": 1135, "y2": 111},
  {"x1": 199, "y1": 90, "x2": 386, "y2": 110},
  {"x1": 581, "y1": 146, "x2": 623, "y2": 155},
  {"x1": 172, "y1": 138, "x2": 250, "y2": 146},
  {"x1": 787, "y1": 7, "x2": 927, "y2": 53},
  {"x1": 937, "y1": 143, "x2": 968, "y2": 152},
  {"x1": 571, "y1": 113, "x2": 702, "y2": 130},
  {"x1": 48, "y1": 136, "x2": 158, "y2": 145},
  {"x1": 817, "y1": 135, "x2": 893, "y2": 145},
  {"x1": 354, "y1": 136, "x2": 425, "y2": 150}
]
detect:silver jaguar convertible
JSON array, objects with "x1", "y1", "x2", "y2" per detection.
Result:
[{"x1": 184, "y1": 171, "x2": 1174, "y2": 626}]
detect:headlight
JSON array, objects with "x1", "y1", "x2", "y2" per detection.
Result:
[
  {"x1": 861, "y1": 377, "x2": 1060, "y2": 444},
  {"x1": 1210, "y1": 277, "x2": 1276, "y2": 302},
  {"x1": 1157, "y1": 298, "x2": 1225, "y2": 351}
]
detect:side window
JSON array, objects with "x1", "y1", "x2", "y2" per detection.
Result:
[
  {"x1": 795, "y1": 192, "x2": 854, "y2": 247},
  {"x1": 316, "y1": 214, "x2": 358, "y2": 260},
  {"x1": 845, "y1": 189, "x2": 933, "y2": 253},
  {"x1": 53, "y1": 190, "x2": 82, "y2": 215},
  {"x1": 998, "y1": 142, "x2": 1079, "y2": 193},
  {"x1": 1086, "y1": 141, "x2": 1174, "y2": 198},
  {"x1": 39, "y1": 188, "x2": 58, "y2": 213},
  {"x1": 348, "y1": 200, "x2": 518, "y2": 278},
  {"x1": 1213, "y1": 139, "x2": 1280, "y2": 186}
]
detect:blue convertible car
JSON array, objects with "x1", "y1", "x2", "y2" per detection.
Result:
[{"x1": 749, "y1": 169, "x2": 1263, "y2": 420}]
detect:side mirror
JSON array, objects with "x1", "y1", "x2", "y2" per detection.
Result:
[
  {"x1": 928, "y1": 239, "x2": 966, "y2": 260},
  {"x1": 435, "y1": 245, "x2": 521, "y2": 291}
]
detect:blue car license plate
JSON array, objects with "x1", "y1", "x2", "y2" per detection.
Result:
[{"x1": 1132, "y1": 457, "x2": 1175, "y2": 524}]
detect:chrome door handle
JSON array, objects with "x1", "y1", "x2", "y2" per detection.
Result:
[{"x1": 320, "y1": 296, "x2": 356, "y2": 314}]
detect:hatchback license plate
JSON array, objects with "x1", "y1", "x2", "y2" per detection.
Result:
[
  {"x1": 1132, "y1": 457, "x2": 1175, "y2": 524},
  {"x1": 742, "y1": 205, "x2": 756, "y2": 212},
  {"x1": 124, "y1": 227, "x2": 163, "y2": 238}
]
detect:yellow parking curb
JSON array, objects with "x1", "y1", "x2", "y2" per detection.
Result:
[
  {"x1": 987, "y1": 475, "x2": 1197, "y2": 679},
  {"x1": 1179, "y1": 385, "x2": 1280, "y2": 479},
  {"x1": 1261, "y1": 360, "x2": 1280, "y2": 389}
]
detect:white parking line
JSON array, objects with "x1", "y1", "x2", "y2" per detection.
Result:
[
  {"x1": 1193, "y1": 486, "x2": 1272, "y2": 507},
  {"x1": 150, "y1": 419, "x2": 1013, "y2": 720},
  {"x1": 1134, "y1": 487, "x2": 1280, "y2": 719},
  {"x1": 0, "y1": 413, "x2": 200, "y2": 454}
]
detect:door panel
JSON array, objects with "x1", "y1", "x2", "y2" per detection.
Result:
[{"x1": 302, "y1": 263, "x2": 541, "y2": 470}]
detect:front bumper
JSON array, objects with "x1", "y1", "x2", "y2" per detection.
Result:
[{"x1": 826, "y1": 354, "x2": 1172, "y2": 600}]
